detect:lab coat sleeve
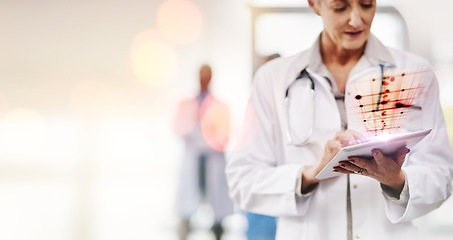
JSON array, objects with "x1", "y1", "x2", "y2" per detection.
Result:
[
  {"x1": 383, "y1": 70, "x2": 453, "y2": 223},
  {"x1": 225, "y1": 65, "x2": 315, "y2": 217}
]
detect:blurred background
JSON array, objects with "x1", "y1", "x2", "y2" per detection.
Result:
[{"x1": 0, "y1": 0, "x2": 452, "y2": 239}]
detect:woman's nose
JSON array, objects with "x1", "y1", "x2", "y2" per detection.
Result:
[{"x1": 348, "y1": 9, "x2": 364, "y2": 28}]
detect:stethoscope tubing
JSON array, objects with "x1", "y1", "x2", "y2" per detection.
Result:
[{"x1": 284, "y1": 64, "x2": 387, "y2": 147}]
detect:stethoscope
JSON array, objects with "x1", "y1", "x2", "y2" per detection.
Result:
[
  {"x1": 283, "y1": 68, "x2": 315, "y2": 146},
  {"x1": 284, "y1": 64, "x2": 388, "y2": 147}
]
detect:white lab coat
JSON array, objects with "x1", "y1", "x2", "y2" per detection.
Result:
[
  {"x1": 175, "y1": 93, "x2": 233, "y2": 222},
  {"x1": 226, "y1": 34, "x2": 453, "y2": 239}
]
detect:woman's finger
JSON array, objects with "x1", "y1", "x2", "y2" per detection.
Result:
[
  {"x1": 371, "y1": 148, "x2": 384, "y2": 164},
  {"x1": 347, "y1": 156, "x2": 370, "y2": 170},
  {"x1": 395, "y1": 147, "x2": 410, "y2": 166},
  {"x1": 335, "y1": 131, "x2": 361, "y2": 147},
  {"x1": 337, "y1": 161, "x2": 365, "y2": 174},
  {"x1": 333, "y1": 166, "x2": 355, "y2": 174},
  {"x1": 324, "y1": 139, "x2": 342, "y2": 154},
  {"x1": 345, "y1": 130, "x2": 368, "y2": 144}
]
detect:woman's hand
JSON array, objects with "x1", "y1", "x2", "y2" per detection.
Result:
[
  {"x1": 334, "y1": 147, "x2": 410, "y2": 197},
  {"x1": 315, "y1": 130, "x2": 366, "y2": 174},
  {"x1": 301, "y1": 130, "x2": 365, "y2": 193}
]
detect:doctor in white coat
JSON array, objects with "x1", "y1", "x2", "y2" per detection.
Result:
[
  {"x1": 174, "y1": 65, "x2": 233, "y2": 240},
  {"x1": 226, "y1": 0, "x2": 453, "y2": 239}
]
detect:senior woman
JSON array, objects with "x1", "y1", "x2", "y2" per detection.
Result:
[{"x1": 226, "y1": 0, "x2": 453, "y2": 239}]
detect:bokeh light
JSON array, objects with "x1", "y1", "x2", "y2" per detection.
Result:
[
  {"x1": 230, "y1": 101, "x2": 258, "y2": 151},
  {"x1": 156, "y1": 0, "x2": 203, "y2": 44},
  {"x1": 173, "y1": 98, "x2": 199, "y2": 136},
  {"x1": 199, "y1": 94, "x2": 231, "y2": 152},
  {"x1": 131, "y1": 29, "x2": 178, "y2": 88}
]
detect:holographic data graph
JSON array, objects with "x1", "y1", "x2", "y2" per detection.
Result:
[{"x1": 351, "y1": 69, "x2": 427, "y2": 137}]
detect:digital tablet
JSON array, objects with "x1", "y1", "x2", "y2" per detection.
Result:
[{"x1": 315, "y1": 129, "x2": 432, "y2": 180}]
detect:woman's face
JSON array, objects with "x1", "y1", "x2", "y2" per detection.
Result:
[{"x1": 311, "y1": 0, "x2": 376, "y2": 51}]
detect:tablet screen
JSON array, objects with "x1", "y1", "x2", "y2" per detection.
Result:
[{"x1": 315, "y1": 129, "x2": 431, "y2": 180}]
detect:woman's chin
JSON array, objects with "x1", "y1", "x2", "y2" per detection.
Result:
[{"x1": 341, "y1": 39, "x2": 368, "y2": 51}]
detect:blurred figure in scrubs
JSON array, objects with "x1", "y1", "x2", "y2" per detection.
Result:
[{"x1": 174, "y1": 64, "x2": 233, "y2": 240}]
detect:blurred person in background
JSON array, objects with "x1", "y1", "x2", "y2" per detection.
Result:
[
  {"x1": 174, "y1": 64, "x2": 233, "y2": 240},
  {"x1": 226, "y1": 0, "x2": 453, "y2": 239}
]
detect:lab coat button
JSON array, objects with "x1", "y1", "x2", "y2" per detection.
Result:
[
  {"x1": 355, "y1": 234, "x2": 361, "y2": 239},
  {"x1": 353, "y1": 184, "x2": 358, "y2": 189}
]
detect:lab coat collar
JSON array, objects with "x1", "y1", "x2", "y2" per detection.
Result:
[
  {"x1": 363, "y1": 33, "x2": 396, "y2": 67},
  {"x1": 295, "y1": 32, "x2": 396, "y2": 73}
]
